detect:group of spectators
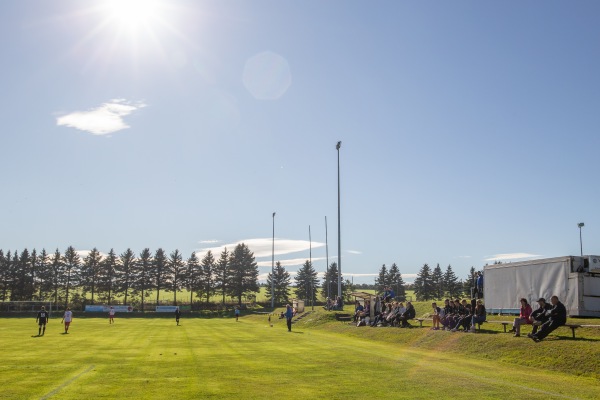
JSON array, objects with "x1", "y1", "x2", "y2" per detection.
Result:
[
  {"x1": 510, "y1": 295, "x2": 567, "y2": 342},
  {"x1": 353, "y1": 298, "x2": 416, "y2": 328},
  {"x1": 430, "y1": 298, "x2": 487, "y2": 332}
]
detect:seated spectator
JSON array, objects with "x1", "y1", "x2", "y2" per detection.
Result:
[
  {"x1": 510, "y1": 298, "x2": 532, "y2": 337},
  {"x1": 451, "y1": 300, "x2": 470, "y2": 332},
  {"x1": 441, "y1": 299, "x2": 455, "y2": 330},
  {"x1": 527, "y1": 298, "x2": 552, "y2": 338},
  {"x1": 388, "y1": 302, "x2": 406, "y2": 326},
  {"x1": 397, "y1": 301, "x2": 416, "y2": 328},
  {"x1": 352, "y1": 301, "x2": 364, "y2": 322},
  {"x1": 470, "y1": 299, "x2": 486, "y2": 332},
  {"x1": 531, "y1": 295, "x2": 567, "y2": 342},
  {"x1": 431, "y1": 302, "x2": 443, "y2": 330}
]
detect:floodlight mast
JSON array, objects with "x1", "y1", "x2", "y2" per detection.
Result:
[
  {"x1": 578, "y1": 222, "x2": 584, "y2": 257},
  {"x1": 271, "y1": 212, "x2": 276, "y2": 309},
  {"x1": 336, "y1": 141, "x2": 342, "y2": 309}
]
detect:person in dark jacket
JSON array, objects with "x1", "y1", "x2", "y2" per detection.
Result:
[
  {"x1": 531, "y1": 296, "x2": 567, "y2": 342},
  {"x1": 398, "y1": 302, "x2": 416, "y2": 328},
  {"x1": 527, "y1": 298, "x2": 552, "y2": 337}
]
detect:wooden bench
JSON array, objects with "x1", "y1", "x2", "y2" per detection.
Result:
[
  {"x1": 335, "y1": 313, "x2": 352, "y2": 322},
  {"x1": 487, "y1": 321, "x2": 512, "y2": 333},
  {"x1": 415, "y1": 318, "x2": 432, "y2": 328}
]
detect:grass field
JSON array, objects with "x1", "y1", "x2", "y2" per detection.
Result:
[{"x1": 1, "y1": 311, "x2": 599, "y2": 399}]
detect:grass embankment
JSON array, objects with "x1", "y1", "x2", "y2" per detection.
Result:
[{"x1": 0, "y1": 310, "x2": 598, "y2": 399}]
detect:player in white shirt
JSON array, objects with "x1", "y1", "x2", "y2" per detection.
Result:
[
  {"x1": 62, "y1": 307, "x2": 73, "y2": 334},
  {"x1": 109, "y1": 306, "x2": 115, "y2": 324}
]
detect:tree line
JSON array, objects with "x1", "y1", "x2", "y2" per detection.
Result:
[{"x1": 0, "y1": 245, "x2": 355, "y2": 309}]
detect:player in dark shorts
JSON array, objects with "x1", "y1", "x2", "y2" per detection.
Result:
[
  {"x1": 175, "y1": 307, "x2": 181, "y2": 326},
  {"x1": 36, "y1": 306, "x2": 49, "y2": 336}
]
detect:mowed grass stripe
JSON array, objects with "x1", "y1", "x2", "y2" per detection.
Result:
[{"x1": 0, "y1": 316, "x2": 598, "y2": 399}]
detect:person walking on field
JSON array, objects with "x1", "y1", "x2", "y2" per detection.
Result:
[
  {"x1": 36, "y1": 306, "x2": 49, "y2": 336},
  {"x1": 62, "y1": 307, "x2": 73, "y2": 334},
  {"x1": 175, "y1": 307, "x2": 181, "y2": 326},
  {"x1": 235, "y1": 306, "x2": 240, "y2": 322},
  {"x1": 109, "y1": 306, "x2": 115, "y2": 324},
  {"x1": 285, "y1": 304, "x2": 293, "y2": 332}
]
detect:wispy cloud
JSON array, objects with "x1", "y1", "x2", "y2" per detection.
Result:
[
  {"x1": 197, "y1": 238, "x2": 324, "y2": 259},
  {"x1": 484, "y1": 252, "x2": 541, "y2": 262},
  {"x1": 199, "y1": 240, "x2": 220, "y2": 244},
  {"x1": 56, "y1": 99, "x2": 146, "y2": 135},
  {"x1": 347, "y1": 250, "x2": 362, "y2": 255}
]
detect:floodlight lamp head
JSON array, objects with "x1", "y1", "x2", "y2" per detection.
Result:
[
  {"x1": 273, "y1": 212, "x2": 276, "y2": 217},
  {"x1": 336, "y1": 141, "x2": 341, "y2": 150},
  {"x1": 578, "y1": 222, "x2": 584, "y2": 228}
]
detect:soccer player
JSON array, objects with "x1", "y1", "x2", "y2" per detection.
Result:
[
  {"x1": 36, "y1": 306, "x2": 49, "y2": 336},
  {"x1": 235, "y1": 306, "x2": 240, "y2": 322},
  {"x1": 109, "y1": 306, "x2": 115, "y2": 324},
  {"x1": 62, "y1": 307, "x2": 73, "y2": 334},
  {"x1": 175, "y1": 307, "x2": 181, "y2": 326}
]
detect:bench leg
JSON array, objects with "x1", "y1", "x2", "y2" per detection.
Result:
[
  {"x1": 503, "y1": 324, "x2": 507, "y2": 333},
  {"x1": 571, "y1": 327, "x2": 576, "y2": 339},
  {"x1": 418, "y1": 320, "x2": 423, "y2": 328}
]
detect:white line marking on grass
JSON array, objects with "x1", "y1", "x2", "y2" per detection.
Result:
[{"x1": 40, "y1": 365, "x2": 95, "y2": 400}]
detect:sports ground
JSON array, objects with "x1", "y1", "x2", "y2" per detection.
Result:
[{"x1": 1, "y1": 311, "x2": 599, "y2": 399}]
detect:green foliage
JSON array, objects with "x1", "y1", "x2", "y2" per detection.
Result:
[
  {"x1": 227, "y1": 243, "x2": 259, "y2": 306},
  {"x1": 266, "y1": 261, "x2": 291, "y2": 306},
  {"x1": 295, "y1": 260, "x2": 319, "y2": 302}
]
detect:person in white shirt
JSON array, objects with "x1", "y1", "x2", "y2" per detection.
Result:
[
  {"x1": 109, "y1": 306, "x2": 115, "y2": 324},
  {"x1": 62, "y1": 307, "x2": 73, "y2": 334}
]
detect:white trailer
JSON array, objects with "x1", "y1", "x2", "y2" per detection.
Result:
[{"x1": 483, "y1": 256, "x2": 600, "y2": 317}]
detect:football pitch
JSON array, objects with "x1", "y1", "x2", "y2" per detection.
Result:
[{"x1": 1, "y1": 313, "x2": 598, "y2": 400}]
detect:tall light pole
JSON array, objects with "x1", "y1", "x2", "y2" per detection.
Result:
[
  {"x1": 309, "y1": 225, "x2": 314, "y2": 311},
  {"x1": 271, "y1": 212, "x2": 276, "y2": 309},
  {"x1": 325, "y1": 216, "x2": 329, "y2": 302},
  {"x1": 336, "y1": 141, "x2": 342, "y2": 308},
  {"x1": 578, "y1": 222, "x2": 584, "y2": 257}
]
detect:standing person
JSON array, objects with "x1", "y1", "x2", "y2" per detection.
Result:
[
  {"x1": 108, "y1": 306, "x2": 115, "y2": 324},
  {"x1": 285, "y1": 304, "x2": 293, "y2": 332},
  {"x1": 175, "y1": 307, "x2": 181, "y2": 326},
  {"x1": 36, "y1": 306, "x2": 49, "y2": 336},
  {"x1": 476, "y1": 271, "x2": 484, "y2": 299},
  {"x1": 531, "y1": 295, "x2": 567, "y2": 342},
  {"x1": 61, "y1": 307, "x2": 73, "y2": 334},
  {"x1": 510, "y1": 298, "x2": 532, "y2": 337},
  {"x1": 235, "y1": 306, "x2": 240, "y2": 322}
]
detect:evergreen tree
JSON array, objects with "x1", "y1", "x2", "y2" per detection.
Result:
[
  {"x1": 36, "y1": 249, "x2": 51, "y2": 301},
  {"x1": 28, "y1": 249, "x2": 38, "y2": 300},
  {"x1": 266, "y1": 261, "x2": 291, "y2": 306},
  {"x1": 152, "y1": 248, "x2": 168, "y2": 305},
  {"x1": 81, "y1": 248, "x2": 102, "y2": 305},
  {"x1": 214, "y1": 248, "x2": 230, "y2": 304},
  {"x1": 442, "y1": 264, "x2": 461, "y2": 298},
  {"x1": 167, "y1": 249, "x2": 185, "y2": 304},
  {"x1": 117, "y1": 248, "x2": 136, "y2": 306},
  {"x1": 133, "y1": 248, "x2": 153, "y2": 312},
  {"x1": 99, "y1": 249, "x2": 118, "y2": 305},
  {"x1": 320, "y1": 262, "x2": 347, "y2": 302},
  {"x1": 62, "y1": 246, "x2": 81, "y2": 308},
  {"x1": 227, "y1": 243, "x2": 259, "y2": 306},
  {"x1": 0, "y1": 250, "x2": 8, "y2": 301},
  {"x1": 387, "y1": 263, "x2": 406, "y2": 301},
  {"x1": 375, "y1": 264, "x2": 388, "y2": 293},
  {"x1": 413, "y1": 263, "x2": 434, "y2": 301},
  {"x1": 463, "y1": 266, "x2": 477, "y2": 298},
  {"x1": 295, "y1": 260, "x2": 319, "y2": 304},
  {"x1": 431, "y1": 263, "x2": 444, "y2": 300},
  {"x1": 186, "y1": 251, "x2": 202, "y2": 305},
  {"x1": 48, "y1": 249, "x2": 64, "y2": 305},
  {"x1": 198, "y1": 251, "x2": 215, "y2": 303}
]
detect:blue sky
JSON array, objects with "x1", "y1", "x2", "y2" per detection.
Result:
[{"x1": 1, "y1": 0, "x2": 599, "y2": 284}]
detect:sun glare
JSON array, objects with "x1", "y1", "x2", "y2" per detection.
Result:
[{"x1": 105, "y1": 0, "x2": 161, "y2": 29}]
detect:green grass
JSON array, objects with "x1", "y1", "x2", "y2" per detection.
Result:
[{"x1": 1, "y1": 311, "x2": 599, "y2": 399}]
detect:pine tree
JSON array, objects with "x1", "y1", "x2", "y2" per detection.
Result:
[
  {"x1": 214, "y1": 248, "x2": 230, "y2": 304},
  {"x1": 167, "y1": 249, "x2": 185, "y2": 304},
  {"x1": 442, "y1": 264, "x2": 461, "y2": 298},
  {"x1": 81, "y1": 248, "x2": 103, "y2": 305},
  {"x1": 99, "y1": 249, "x2": 118, "y2": 305},
  {"x1": 387, "y1": 263, "x2": 406, "y2": 301},
  {"x1": 295, "y1": 260, "x2": 319, "y2": 304},
  {"x1": 49, "y1": 249, "x2": 64, "y2": 306},
  {"x1": 117, "y1": 248, "x2": 136, "y2": 306},
  {"x1": 321, "y1": 262, "x2": 346, "y2": 301},
  {"x1": 266, "y1": 261, "x2": 291, "y2": 306},
  {"x1": 227, "y1": 243, "x2": 259, "y2": 306},
  {"x1": 133, "y1": 248, "x2": 153, "y2": 312},
  {"x1": 431, "y1": 263, "x2": 444, "y2": 300},
  {"x1": 185, "y1": 251, "x2": 202, "y2": 305},
  {"x1": 413, "y1": 263, "x2": 434, "y2": 301},
  {"x1": 375, "y1": 264, "x2": 388, "y2": 293},
  {"x1": 36, "y1": 249, "x2": 51, "y2": 301},
  {"x1": 152, "y1": 248, "x2": 168, "y2": 305},
  {"x1": 198, "y1": 251, "x2": 215, "y2": 303},
  {"x1": 62, "y1": 246, "x2": 81, "y2": 308}
]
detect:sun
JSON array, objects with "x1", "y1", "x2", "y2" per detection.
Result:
[{"x1": 104, "y1": 0, "x2": 161, "y2": 30}]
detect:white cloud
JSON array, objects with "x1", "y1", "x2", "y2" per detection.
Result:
[
  {"x1": 347, "y1": 250, "x2": 362, "y2": 255},
  {"x1": 257, "y1": 257, "x2": 327, "y2": 268},
  {"x1": 197, "y1": 238, "x2": 324, "y2": 259},
  {"x1": 56, "y1": 99, "x2": 146, "y2": 135},
  {"x1": 484, "y1": 253, "x2": 541, "y2": 262},
  {"x1": 199, "y1": 240, "x2": 220, "y2": 244}
]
